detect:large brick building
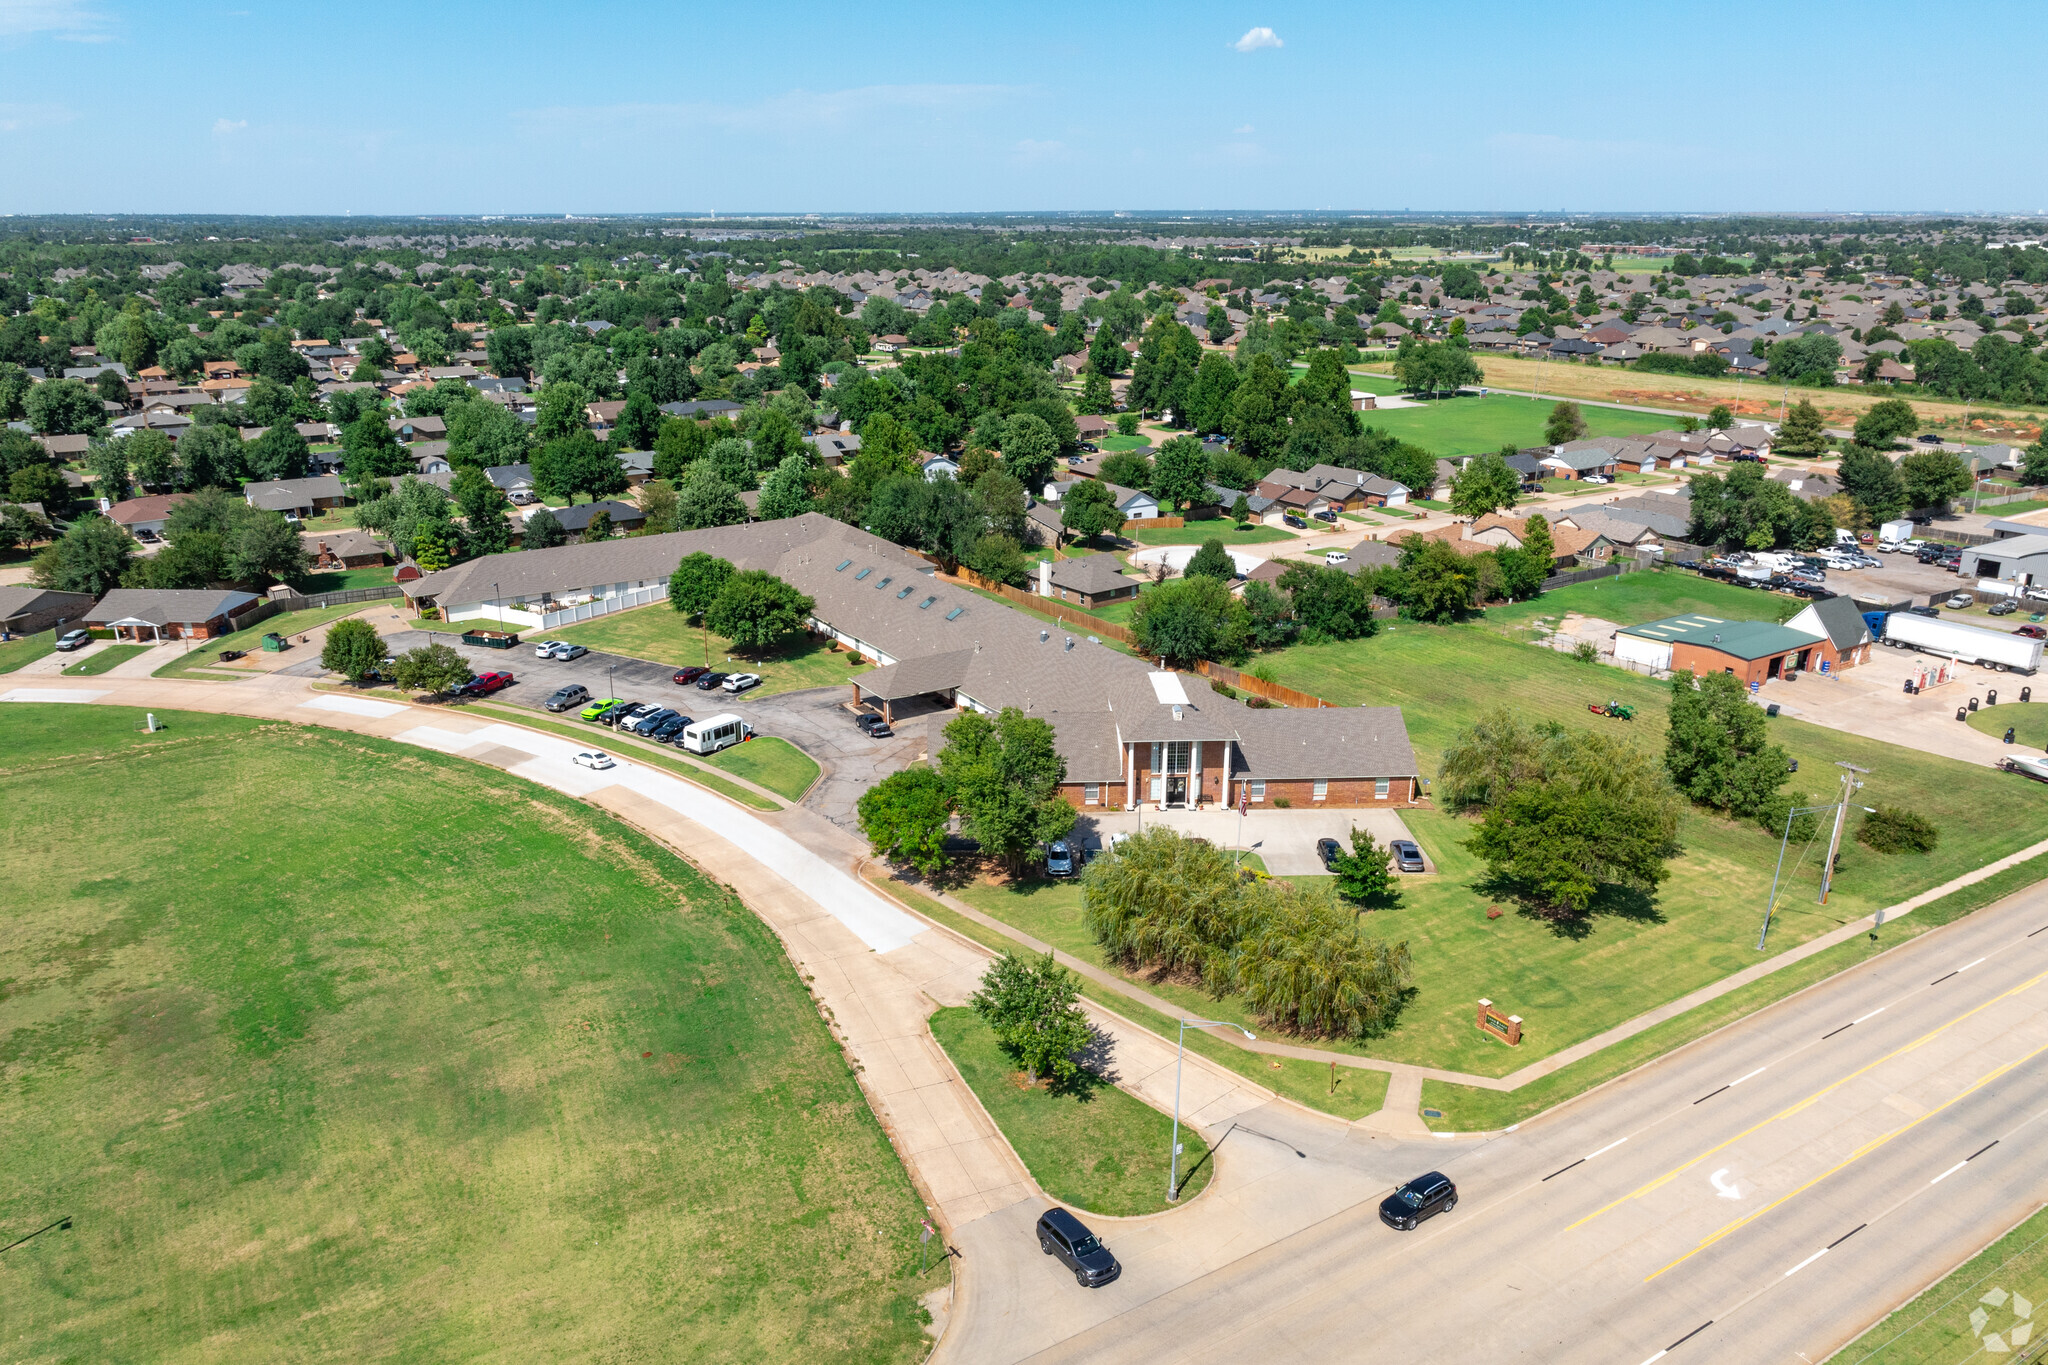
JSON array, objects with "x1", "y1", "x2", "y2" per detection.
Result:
[
  {"x1": 1613, "y1": 611, "x2": 1843, "y2": 684},
  {"x1": 404, "y1": 513, "x2": 1422, "y2": 811}
]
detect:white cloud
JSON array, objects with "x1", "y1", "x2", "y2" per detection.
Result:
[
  {"x1": 0, "y1": 0, "x2": 112, "y2": 41},
  {"x1": 1232, "y1": 26, "x2": 1282, "y2": 53},
  {"x1": 0, "y1": 102, "x2": 73, "y2": 133},
  {"x1": 212, "y1": 117, "x2": 248, "y2": 136}
]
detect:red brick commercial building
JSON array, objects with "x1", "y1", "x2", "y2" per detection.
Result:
[{"x1": 1613, "y1": 612, "x2": 1835, "y2": 685}]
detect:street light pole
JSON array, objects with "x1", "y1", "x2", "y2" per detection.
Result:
[{"x1": 1169, "y1": 1016, "x2": 1254, "y2": 1202}]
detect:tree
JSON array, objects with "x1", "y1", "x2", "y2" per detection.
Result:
[
  {"x1": 1706, "y1": 404, "x2": 1735, "y2": 430},
  {"x1": 2022, "y1": 440, "x2": 2048, "y2": 489},
  {"x1": 321, "y1": 617, "x2": 386, "y2": 685},
  {"x1": 391, "y1": 641, "x2": 473, "y2": 697},
  {"x1": 522, "y1": 507, "x2": 566, "y2": 549},
  {"x1": 25, "y1": 379, "x2": 101, "y2": 435},
  {"x1": 1116, "y1": 412, "x2": 1141, "y2": 437},
  {"x1": 1774, "y1": 400, "x2": 1827, "y2": 455},
  {"x1": 1150, "y1": 435, "x2": 1211, "y2": 512},
  {"x1": 30, "y1": 515, "x2": 134, "y2": 595},
  {"x1": 856, "y1": 766, "x2": 953, "y2": 878},
  {"x1": 451, "y1": 466, "x2": 514, "y2": 556},
  {"x1": 939, "y1": 707, "x2": 1075, "y2": 876},
  {"x1": 1522, "y1": 512, "x2": 1554, "y2": 566},
  {"x1": 755, "y1": 453, "x2": 814, "y2": 520},
  {"x1": 445, "y1": 399, "x2": 528, "y2": 469},
  {"x1": 638, "y1": 476, "x2": 679, "y2": 534},
  {"x1": 1277, "y1": 562, "x2": 1376, "y2": 640},
  {"x1": 227, "y1": 508, "x2": 311, "y2": 584},
  {"x1": 1857, "y1": 805, "x2": 1939, "y2": 854},
  {"x1": 86, "y1": 437, "x2": 130, "y2": 504},
  {"x1": 1131, "y1": 574, "x2": 1250, "y2": 665},
  {"x1": 1390, "y1": 337, "x2": 1482, "y2": 396},
  {"x1": 1227, "y1": 880, "x2": 1413, "y2": 1038},
  {"x1": 1329, "y1": 828, "x2": 1394, "y2": 906},
  {"x1": 123, "y1": 429, "x2": 179, "y2": 492},
  {"x1": 355, "y1": 474, "x2": 457, "y2": 560},
  {"x1": 1186, "y1": 351, "x2": 1241, "y2": 432},
  {"x1": 342, "y1": 410, "x2": 409, "y2": 485},
  {"x1": 1664, "y1": 669, "x2": 1792, "y2": 824},
  {"x1": 1098, "y1": 449, "x2": 1153, "y2": 488},
  {"x1": 1765, "y1": 333, "x2": 1842, "y2": 386},
  {"x1": 1059, "y1": 476, "x2": 1124, "y2": 545},
  {"x1": 677, "y1": 463, "x2": 748, "y2": 529},
  {"x1": 535, "y1": 379, "x2": 591, "y2": 444},
  {"x1": 532, "y1": 431, "x2": 627, "y2": 504},
  {"x1": 968, "y1": 951, "x2": 1092, "y2": 1088},
  {"x1": 1001, "y1": 412, "x2": 1058, "y2": 493},
  {"x1": 246, "y1": 423, "x2": 310, "y2": 482},
  {"x1": 1183, "y1": 538, "x2": 1234, "y2": 582},
  {"x1": 1448, "y1": 452, "x2": 1521, "y2": 519},
  {"x1": 412, "y1": 521, "x2": 458, "y2": 572},
  {"x1": 668, "y1": 552, "x2": 735, "y2": 619},
  {"x1": 1686, "y1": 464, "x2": 1804, "y2": 550},
  {"x1": 1852, "y1": 397, "x2": 1917, "y2": 449},
  {"x1": 705, "y1": 569, "x2": 814, "y2": 652},
  {"x1": 1088, "y1": 323, "x2": 1125, "y2": 377},
  {"x1": 1838, "y1": 444, "x2": 1908, "y2": 524},
  {"x1": 1230, "y1": 494, "x2": 1253, "y2": 526},
  {"x1": 1898, "y1": 450, "x2": 1971, "y2": 512},
  {"x1": 1543, "y1": 401, "x2": 1587, "y2": 445},
  {"x1": 612, "y1": 391, "x2": 662, "y2": 452},
  {"x1": 1396, "y1": 537, "x2": 1477, "y2": 623}
]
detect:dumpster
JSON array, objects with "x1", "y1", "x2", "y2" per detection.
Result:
[
  {"x1": 460, "y1": 629, "x2": 521, "y2": 649},
  {"x1": 260, "y1": 632, "x2": 288, "y2": 652}
]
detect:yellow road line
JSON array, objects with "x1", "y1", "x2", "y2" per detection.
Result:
[
  {"x1": 1565, "y1": 967, "x2": 2048, "y2": 1234},
  {"x1": 1644, "y1": 1039, "x2": 2048, "y2": 1282}
]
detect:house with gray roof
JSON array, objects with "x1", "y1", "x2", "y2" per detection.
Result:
[
  {"x1": 0, "y1": 586, "x2": 95, "y2": 638},
  {"x1": 1042, "y1": 553, "x2": 1143, "y2": 608},
  {"x1": 401, "y1": 513, "x2": 1420, "y2": 810},
  {"x1": 84, "y1": 588, "x2": 264, "y2": 641},
  {"x1": 243, "y1": 475, "x2": 347, "y2": 518}
]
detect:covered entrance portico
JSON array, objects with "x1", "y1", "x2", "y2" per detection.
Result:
[{"x1": 1122, "y1": 734, "x2": 1238, "y2": 811}]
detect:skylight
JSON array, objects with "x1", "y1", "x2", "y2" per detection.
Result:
[
  {"x1": 896, "y1": 585, "x2": 914, "y2": 599},
  {"x1": 854, "y1": 567, "x2": 872, "y2": 580},
  {"x1": 835, "y1": 559, "x2": 852, "y2": 572},
  {"x1": 944, "y1": 606, "x2": 965, "y2": 620},
  {"x1": 918, "y1": 596, "x2": 938, "y2": 609},
  {"x1": 875, "y1": 576, "x2": 893, "y2": 590}
]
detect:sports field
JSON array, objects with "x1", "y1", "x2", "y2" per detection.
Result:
[
  {"x1": 0, "y1": 704, "x2": 940, "y2": 1363},
  {"x1": 1359, "y1": 392, "x2": 1678, "y2": 457}
]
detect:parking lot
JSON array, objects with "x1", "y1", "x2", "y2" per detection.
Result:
[{"x1": 296, "y1": 631, "x2": 932, "y2": 828}]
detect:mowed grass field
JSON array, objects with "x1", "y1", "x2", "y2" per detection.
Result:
[
  {"x1": 547, "y1": 605, "x2": 874, "y2": 695},
  {"x1": 153, "y1": 605, "x2": 371, "y2": 680},
  {"x1": 700, "y1": 734, "x2": 821, "y2": 800},
  {"x1": 1970, "y1": 702, "x2": 2048, "y2": 749},
  {"x1": 1358, "y1": 392, "x2": 1677, "y2": 456},
  {"x1": 0, "y1": 627, "x2": 59, "y2": 674},
  {"x1": 0, "y1": 705, "x2": 939, "y2": 1363},
  {"x1": 955, "y1": 568, "x2": 2048, "y2": 1079}
]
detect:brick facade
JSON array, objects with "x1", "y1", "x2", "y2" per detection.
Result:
[
  {"x1": 1057, "y1": 773, "x2": 1420, "y2": 811},
  {"x1": 1669, "y1": 639, "x2": 1817, "y2": 687}
]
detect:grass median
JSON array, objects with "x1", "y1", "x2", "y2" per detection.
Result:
[
  {"x1": 0, "y1": 703, "x2": 940, "y2": 1362},
  {"x1": 60, "y1": 642, "x2": 150, "y2": 675},
  {"x1": 931, "y1": 1006, "x2": 1212, "y2": 1214},
  {"x1": 700, "y1": 735, "x2": 820, "y2": 801},
  {"x1": 1837, "y1": 1201, "x2": 2048, "y2": 1364}
]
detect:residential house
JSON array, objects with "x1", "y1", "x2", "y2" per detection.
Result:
[
  {"x1": 244, "y1": 474, "x2": 348, "y2": 518},
  {"x1": 1537, "y1": 441, "x2": 1622, "y2": 480},
  {"x1": 1041, "y1": 554, "x2": 1144, "y2": 608},
  {"x1": 659, "y1": 398, "x2": 744, "y2": 422},
  {"x1": 809, "y1": 432, "x2": 862, "y2": 465},
  {"x1": 584, "y1": 399, "x2": 628, "y2": 435},
  {"x1": 484, "y1": 463, "x2": 537, "y2": 504},
  {"x1": 389, "y1": 415, "x2": 447, "y2": 444},
  {"x1": 549, "y1": 499, "x2": 646, "y2": 536},
  {"x1": 303, "y1": 529, "x2": 388, "y2": 570},
  {"x1": 85, "y1": 588, "x2": 265, "y2": 642},
  {"x1": 105, "y1": 492, "x2": 194, "y2": 541},
  {"x1": 920, "y1": 452, "x2": 961, "y2": 481},
  {"x1": 0, "y1": 586, "x2": 96, "y2": 638}
]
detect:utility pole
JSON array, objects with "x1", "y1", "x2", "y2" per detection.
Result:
[{"x1": 1819, "y1": 762, "x2": 1871, "y2": 904}]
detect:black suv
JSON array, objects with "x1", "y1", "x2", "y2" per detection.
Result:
[
  {"x1": 1036, "y1": 1207, "x2": 1120, "y2": 1287},
  {"x1": 544, "y1": 684, "x2": 591, "y2": 713},
  {"x1": 1380, "y1": 1172, "x2": 1457, "y2": 1231},
  {"x1": 1317, "y1": 837, "x2": 1343, "y2": 870}
]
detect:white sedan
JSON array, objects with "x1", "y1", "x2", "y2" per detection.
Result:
[
  {"x1": 1324, "y1": 551, "x2": 1350, "y2": 566},
  {"x1": 535, "y1": 639, "x2": 567, "y2": 657},
  {"x1": 722, "y1": 672, "x2": 762, "y2": 693},
  {"x1": 573, "y1": 751, "x2": 616, "y2": 770},
  {"x1": 1581, "y1": 474, "x2": 1611, "y2": 485}
]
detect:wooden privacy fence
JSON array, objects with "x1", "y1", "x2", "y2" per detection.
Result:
[
  {"x1": 1120, "y1": 515, "x2": 1185, "y2": 530},
  {"x1": 1192, "y1": 659, "x2": 1335, "y2": 709},
  {"x1": 940, "y1": 566, "x2": 1139, "y2": 646}
]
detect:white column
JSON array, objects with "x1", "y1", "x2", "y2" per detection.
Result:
[
  {"x1": 1191, "y1": 740, "x2": 1202, "y2": 808},
  {"x1": 1125, "y1": 743, "x2": 1137, "y2": 810},
  {"x1": 1221, "y1": 740, "x2": 1233, "y2": 807}
]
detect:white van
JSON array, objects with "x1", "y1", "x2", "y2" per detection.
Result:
[{"x1": 681, "y1": 712, "x2": 752, "y2": 755}]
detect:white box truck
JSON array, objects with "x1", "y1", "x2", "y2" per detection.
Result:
[
  {"x1": 1878, "y1": 519, "x2": 1915, "y2": 549},
  {"x1": 1882, "y1": 613, "x2": 2043, "y2": 673}
]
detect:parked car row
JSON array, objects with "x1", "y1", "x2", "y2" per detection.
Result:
[
  {"x1": 532, "y1": 640, "x2": 589, "y2": 661},
  {"x1": 670, "y1": 664, "x2": 761, "y2": 693},
  {"x1": 1316, "y1": 836, "x2": 1426, "y2": 872}
]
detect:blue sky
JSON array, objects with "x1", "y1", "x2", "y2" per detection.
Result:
[{"x1": 2, "y1": 0, "x2": 2044, "y2": 216}]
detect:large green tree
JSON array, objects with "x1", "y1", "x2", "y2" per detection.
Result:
[
  {"x1": 1130, "y1": 574, "x2": 1250, "y2": 665},
  {"x1": 1898, "y1": 450, "x2": 1972, "y2": 511},
  {"x1": 30, "y1": 515, "x2": 134, "y2": 595},
  {"x1": 1149, "y1": 435, "x2": 1212, "y2": 512},
  {"x1": 532, "y1": 432, "x2": 627, "y2": 504},
  {"x1": 938, "y1": 707, "x2": 1076, "y2": 875},
  {"x1": 1059, "y1": 476, "x2": 1124, "y2": 545},
  {"x1": 1837, "y1": 445, "x2": 1908, "y2": 524},
  {"x1": 968, "y1": 951, "x2": 1092, "y2": 1088},
  {"x1": 856, "y1": 766, "x2": 953, "y2": 879},
  {"x1": 668, "y1": 552, "x2": 735, "y2": 619},
  {"x1": 320, "y1": 617, "x2": 387, "y2": 685},
  {"x1": 704, "y1": 569, "x2": 814, "y2": 651},
  {"x1": 1448, "y1": 451, "x2": 1521, "y2": 519},
  {"x1": 1664, "y1": 669, "x2": 1793, "y2": 825},
  {"x1": 391, "y1": 641, "x2": 473, "y2": 696}
]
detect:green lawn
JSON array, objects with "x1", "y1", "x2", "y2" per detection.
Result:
[
  {"x1": 1098, "y1": 434, "x2": 1152, "y2": 452},
  {"x1": 295, "y1": 564, "x2": 396, "y2": 594},
  {"x1": 152, "y1": 604, "x2": 373, "y2": 680},
  {"x1": 1126, "y1": 517, "x2": 1297, "y2": 547},
  {"x1": 1360, "y1": 393, "x2": 1676, "y2": 457},
  {"x1": 0, "y1": 627, "x2": 58, "y2": 674},
  {"x1": 701, "y1": 735, "x2": 821, "y2": 801},
  {"x1": 1481, "y1": 566, "x2": 1802, "y2": 635},
  {"x1": 929, "y1": 1007, "x2": 1211, "y2": 1214},
  {"x1": 548, "y1": 605, "x2": 874, "y2": 696},
  {"x1": 1970, "y1": 702, "x2": 2048, "y2": 748},
  {"x1": 1841, "y1": 1199, "x2": 2048, "y2": 1364},
  {"x1": 0, "y1": 705, "x2": 939, "y2": 1363},
  {"x1": 60, "y1": 642, "x2": 150, "y2": 675}
]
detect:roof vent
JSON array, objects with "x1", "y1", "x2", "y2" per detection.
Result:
[
  {"x1": 1064, "y1": 637, "x2": 1074, "y2": 651},
  {"x1": 1173, "y1": 704, "x2": 1184, "y2": 721},
  {"x1": 1713, "y1": 633, "x2": 1721, "y2": 642},
  {"x1": 1040, "y1": 629, "x2": 1049, "y2": 642}
]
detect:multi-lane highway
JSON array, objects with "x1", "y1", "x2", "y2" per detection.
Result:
[{"x1": 959, "y1": 880, "x2": 2048, "y2": 1364}]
